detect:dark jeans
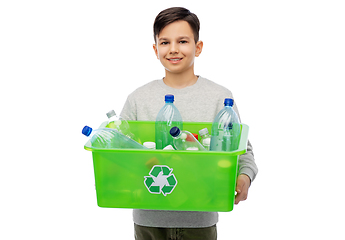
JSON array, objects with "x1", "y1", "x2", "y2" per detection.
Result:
[{"x1": 134, "y1": 223, "x2": 217, "y2": 240}]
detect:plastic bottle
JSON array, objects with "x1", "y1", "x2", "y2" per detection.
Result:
[
  {"x1": 169, "y1": 127, "x2": 206, "y2": 151},
  {"x1": 82, "y1": 126, "x2": 147, "y2": 149},
  {"x1": 199, "y1": 128, "x2": 211, "y2": 150},
  {"x1": 155, "y1": 94, "x2": 183, "y2": 149},
  {"x1": 106, "y1": 110, "x2": 124, "y2": 129},
  {"x1": 106, "y1": 110, "x2": 139, "y2": 143},
  {"x1": 210, "y1": 98, "x2": 241, "y2": 151}
]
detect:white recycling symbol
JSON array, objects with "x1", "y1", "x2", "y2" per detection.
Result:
[{"x1": 144, "y1": 165, "x2": 177, "y2": 196}]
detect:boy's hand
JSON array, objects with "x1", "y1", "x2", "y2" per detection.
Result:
[{"x1": 235, "y1": 174, "x2": 251, "y2": 205}]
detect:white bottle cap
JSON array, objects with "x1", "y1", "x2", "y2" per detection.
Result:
[
  {"x1": 143, "y1": 142, "x2": 156, "y2": 149},
  {"x1": 180, "y1": 133, "x2": 187, "y2": 140},
  {"x1": 199, "y1": 128, "x2": 209, "y2": 136},
  {"x1": 186, "y1": 147, "x2": 199, "y2": 151},
  {"x1": 106, "y1": 110, "x2": 116, "y2": 118},
  {"x1": 163, "y1": 145, "x2": 175, "y2": 150}
]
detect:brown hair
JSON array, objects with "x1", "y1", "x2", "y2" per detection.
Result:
[{"x1": 153, "y1": 7, "x2": 200, "y2": 43}]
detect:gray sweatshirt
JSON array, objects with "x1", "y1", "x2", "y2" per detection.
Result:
[{"x1": 120, "y1": 76, "x2": 258, "y2": 228}]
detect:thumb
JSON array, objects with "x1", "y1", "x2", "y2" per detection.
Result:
[
  {"x1": 236, "y1": 179, "x2": 244, "y2": 193},
  {"x1": 236, "y1": 186, "x2": 241, "y2": 194}
]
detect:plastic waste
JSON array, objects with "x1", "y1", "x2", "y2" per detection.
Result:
[
  {"x1": 199, "y1": 128, "x2": 211, "y2": 150},
  {"x1": 192, "y1": 133, "x2": 198, "y2": 140},
  {"x1": 143, "y1": 142, "x2": 156, "y2": 149},
  {"x1": 169, "y1": 127, "x2": 206, "y2": 151},
  {"x1": 82, "y1": 126, "x2": 147, "y2": 149},
  {"x1": 106, "y1": 110, "x2": 139, "y2": 143},
  {"x1": 163, "y1": 145, "x2": 175, "y2": 150},
  {"x1": 155, "y1": 94, "x2": 183, "y2": 149},
  {"x1": 210, "y1": 98, "x2": 241, "y2": 151}
]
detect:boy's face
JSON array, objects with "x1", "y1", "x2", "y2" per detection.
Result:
[{"x1": 153, "y1": 20, "x2": 203, "y2": 75}]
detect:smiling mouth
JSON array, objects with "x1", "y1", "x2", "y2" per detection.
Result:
[{"x1": 167, "y1": 58, "x2": 183, "y2": 63}]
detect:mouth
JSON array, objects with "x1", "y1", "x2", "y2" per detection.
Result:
[{"x1": 167, "y1": 57, "x2": 183, "y2": 63}]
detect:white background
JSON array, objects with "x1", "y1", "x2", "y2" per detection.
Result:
[{"x1": 1, "y1": 0, "x2": 344, "y2": 239}]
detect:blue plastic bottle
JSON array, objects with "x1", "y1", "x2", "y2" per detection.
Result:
[
  {"x1": 210, "y1": 98, "x2": 241, "y2": 151},
  {"x1": 82, "y1": 126, "x2": 147, "y2": 149},
  {"x1": 155, "y1": 94, "x2": 183, "y2": 149}
]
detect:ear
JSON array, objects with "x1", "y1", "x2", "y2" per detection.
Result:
[
  {"x1": 195, "y1": 41, "x2": 203, "y2": 57},
  {"x1": 153, "y1": 44, "x2": 159, "y2": 59}
]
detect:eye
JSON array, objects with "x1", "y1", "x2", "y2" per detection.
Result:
[
  {"x1": 180, "y1": 40, "x2": 188, "y2": 44},
  {"x1": 160, "y1": 41, "x2": 169, "y2": 45}
]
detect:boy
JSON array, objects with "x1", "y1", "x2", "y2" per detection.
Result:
[{"x1": 120, "y1": 7, "x2": 258, "y2": 240}]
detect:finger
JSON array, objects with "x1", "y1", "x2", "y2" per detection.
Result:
[
  {"x1": 234, "y1": 195, "x2": 240, "y2": 205},
  {"x1": 236, "y1": 179, "x2": 244, "y2": 193},
  {"x1": 235, "y1": 189, "x2": 248, "y2": 205},
  {"x1": 236, "y1": 186, "x2": 242, "y2": 194},
  {"x1": 235, "y1": 193, "x2": 243, "y2": 205}
]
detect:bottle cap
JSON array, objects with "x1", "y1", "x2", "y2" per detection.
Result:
[
  {"x1": 106, "y1": 110, "x2": 116, "y2": 118},
  {"x1": 192, "y1": 133, "x2": 198, "y2": 140},
  {"x1": 199, "y1": 128, "x2": 209, "y2": 136},
  {"x1": 165, "y1": 94, "x2": 174, "y2": 103},
  {"x1": 163, "y1": 145, "x2": 175, "y2": 150},
  {"x1": 143, "y1": 142, "x2": 156, "y2": 149},
  {"x1": 186, "y1": 147, "x2": 199, "y2": 151},
  {"x1": 224, "y1": 98, "x2": 234, "y2": 106},
  {"x1": 82, "y1": 126, "x2": 93, "y2": 136},
  {"x1": 170, "y1": 126, "x2": 180, "y2": 137}
]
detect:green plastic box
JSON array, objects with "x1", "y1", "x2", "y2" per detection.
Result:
[{"x1": 84, "y1": 121, "x2": 249, "y2": 212}]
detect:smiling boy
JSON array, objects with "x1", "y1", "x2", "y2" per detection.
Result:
[
  {"x1": 153, "y1": 20, "x2": 202, "y2": 88},
  {"x1": 120, "y1": 7, "x2": 258, "y2": 240}
]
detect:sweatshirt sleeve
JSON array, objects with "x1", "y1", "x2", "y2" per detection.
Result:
[
  {"x1": 238, "y1": 140, "x2": 258, "y2": 182},
  {"x1": 233, "y1": 101, "x2": 258, "y2": 183}
]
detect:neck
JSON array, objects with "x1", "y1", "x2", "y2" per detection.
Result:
[{"x1": 163, "y1": 68, "x2": 198, "y2": 89}]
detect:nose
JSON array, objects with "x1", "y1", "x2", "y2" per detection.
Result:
[{"x1": 169, "y1": 42, "x2": 179, "y2": 54}]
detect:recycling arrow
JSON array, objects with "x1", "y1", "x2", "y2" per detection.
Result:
[{"x1": 144, "y1": 165, "x2": 177, "y2": 196}]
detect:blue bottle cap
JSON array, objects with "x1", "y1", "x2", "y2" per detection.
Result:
[
  {"x1": 82, "y1": 126, "x2": 93, "y2": 136},
  {"x1": 224, "y1": 98, "x2": 234, "y2": 106},
  {"x1": 169, "y1": 126, "x2": 181, "y2": 137},
  {"x1": 165, "y1": 94, "x2": 174, "y2": 103}
]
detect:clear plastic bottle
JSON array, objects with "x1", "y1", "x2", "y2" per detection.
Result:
[
  {"x1": 106, "y1": 110, "x2": 123, "y2": 128},
  {"x1": 106, "y1": 110, "x2": 139, "y2": 143},
  {"x1": 82, "y1": 126, "x2": 147, "y2": 149},
  {"x1": 199, "y1": 128, "x2": 211, "y2": 150},
  {"x1": 169, "y1": 127, "x2": 206, "y2": 151},
  {"x1": 155, "y1": 95, "x2": 183, "y2": 149},
  {"x1": 210, "y1": 98, "x2": 241, "y2": 151}
]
